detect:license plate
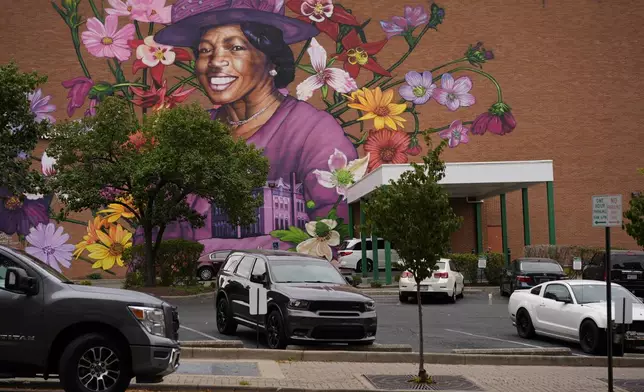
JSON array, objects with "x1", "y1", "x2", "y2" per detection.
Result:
[
  {"x1": 628, "y1": 274, "x2": 638, "y2": 280},
  {"x1": 419, "y1": 286, "x2": 429, "y2": 291}
]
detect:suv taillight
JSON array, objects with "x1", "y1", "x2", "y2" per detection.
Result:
[
  {"x1": 434, "y1": 272, "x2": 448, "y2": 279},
  {"x1": 401, "y1": 271, "x2": 413, "y2": 278},
  {"x1": 517, "y1": 275, "x2": 532, "y2": 283}
]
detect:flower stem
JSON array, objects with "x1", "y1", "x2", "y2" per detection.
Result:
[
  {"x1": 148, "y1": 23, "x2": 155, "y2": 36},
  {"x1": 135, "y1": 22, "x2": 145, "y2": 40},
  {"x1": 430, "y1": 57, "x2": 468, "y2": 73},
  {"x1": 88, "y1": 0, "x2": 103, "y2": 22},
  {"x1": 112, "y1": 82, "x2": 149, "y2": 88},
  {"x1": 174, "y1": 61, "x2": 195, "y2": 74},
  {"x1": 295, "y1": 38, "x2": 312, "y2": 66},
  {"x1": 341, "y1": 119, "x2": 360, "y2": 128},
  {"x1": 167, "y1": 75, "x2": 196, "y2": 95},
  {"x1": 421, "y1": 120, "x2": 473, "y2": 135},
  {"x1": 442, "y1": 66, "x2": 503, "y2": 102}
]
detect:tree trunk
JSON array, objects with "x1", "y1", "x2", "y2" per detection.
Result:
[
  {"x1": 143, "y1": 225, "x2": 156, "y2": 287},
  {"x1": 416, "y1": 281, "x2": 428, "y2": 383}
]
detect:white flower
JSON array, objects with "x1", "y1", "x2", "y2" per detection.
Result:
[
  {"x1": 296, "y1": 38, "x2": 357, "y2": 101},
  {"x1": 137, "y1": 36, "x2": 177, "y2": 68},
  {"x1": 313, "y1": 149, "x2": 369, "y2": 199},
  {"x1": 42, "y1": 151, "x2": 56, "y2": 177},
  {"x1": 296, "y1": 219, "x2": 340, "y2": 261}
]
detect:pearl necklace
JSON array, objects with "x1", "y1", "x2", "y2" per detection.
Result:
[{"x1": 227, "y1": 98, "x2": 277, "y2": 127}]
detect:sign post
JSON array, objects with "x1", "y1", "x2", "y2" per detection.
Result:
[
  {"x1": 592, "y1": 194, "x2": 623, "y2": 392},
  {"x1": 249, "y1": 285, "x2": 268, "y2": 348},
  {"x1": 477, "y1": 256, "x2": 487, "y2": 284}
]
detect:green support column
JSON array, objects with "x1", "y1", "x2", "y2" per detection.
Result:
[
  {"x1": 546, "y1": 181, "x2": 556, "y2": 245},
  {"x1": 348, "y1": 203, "x2": 354, "y2": 238},
  {"x1": 384, "y1": 240, "x2": 392, "y2": 285},
  {"x1": 500, "y1": 193, "x2": 509, "y2": 267},
  {"x1": 475, "y1": 202, "x2": 483, "y2": 254},
  {"x1": 360, "y1": 201, "x2": 368, "y2": 278},
  {"x1": 522, "y1": 188, "x2": 531, "y2": 246},
  {"x1": 372, "y1": 234, "x2": 379, "y2": 281}
]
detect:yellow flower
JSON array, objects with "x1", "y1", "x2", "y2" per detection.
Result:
[
  {"x1": 86, "y1": 224, "x2": 132, "y2": 270},
  {"x1": 73, "y1": 216, "x2": 107, "y2": 259},
  {"x1": 342, "y1": 87, "x2": 368, "y2": 103},
  {"x1": 99, "y1": 194, "x2": 137, "y2": 223},
  {"x1": 347, "y1": 87, "x2": 407, "y2": 130}
]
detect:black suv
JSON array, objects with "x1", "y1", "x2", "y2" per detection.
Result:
[
  {"x1": 214, "y1": 250, "x2": 377, "y2": 349},
  {"x1": 582, "y1": 250, "x2": 644, "y2": 296},
  {"x1": 500, "y1": 257, "x2": 566, "y2": 296}
]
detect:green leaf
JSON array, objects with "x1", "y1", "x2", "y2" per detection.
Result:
[
  {"x1": 335, "y1": 222, "x2": 350, "y2": 241},
  {"x1": 270, "y1": 226, "x2": 311, "y2": 244},
  {"x1": 296, "y1": 64, "x2": 317, "y2": 75},
  {"x1": 326, "y1": 57, "x2": 337, "y2": 67},
  {"x1": 321, "y1": 84, "x2": 328, "y2": 99}
]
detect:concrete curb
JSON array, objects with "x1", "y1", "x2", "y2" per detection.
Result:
[
  {"x1": 181, "y1": 340, "x2": 245, "y2": 348},
  {"x1": 182, "y1": 348, "x2": 644, "y2": 367},
  {"x1": 451, "y1": 347, "x2": 572, "y2": 356},
  {"x1": 286, "y1": 344, "x2": 412, "y2": 352},
  {"x1": 358, "y1": 286, "x2": 498, "y2": 296},
  {"x1": 160, "y1": 292, "x2": 214, "y2": 299}
]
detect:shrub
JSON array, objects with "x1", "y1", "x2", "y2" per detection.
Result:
[
  {"x1": 123, "y1": 239, "x2": 204, "y2": 286},
  {"x1": 86, "y1": 272, "x2": 102, "y2": 280},
  {"x1": 484, "y1": 252, "x2": 504, "y2": 285},
  {"x1": 448, "y1": 253, "x2": 478, "y2": 283},
  {"x1": 79, "y1": 280, "x2": 92, "y2": 286},
  {"x1": 523, "y1": 244, "x2": 627, "y2": 268},
  {"x1": 352, "y1": 275, "x2": 363, "y2": 286},
  {"x1": 370, "y1": 280, "x2": 383, "y2": 288},
  {"x1": 123, "y1": 270, "x2": 145, "y2": 288}
]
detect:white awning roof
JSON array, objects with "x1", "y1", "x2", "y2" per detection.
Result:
[{"x1": 347, "y1": 160, "x2": 554, "y2": 203}]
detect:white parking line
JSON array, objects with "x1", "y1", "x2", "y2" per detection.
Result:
[{"x1": 180, "y1": 325, "x2": 221, "y2": 341}]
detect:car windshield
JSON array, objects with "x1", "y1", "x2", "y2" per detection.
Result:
[
  {"x1": 611, "y1": 254, "x2": 644, "y2": 271},
  {"x1": 521, "y1": 261, "x2": 563, "y2": 272},
  {"x1": 270, "y1": 258, "x2": 347, "y2": 284},
  {"x1": 13, "y1": 249, "x2": 73, "y2": 283},
  {"x1": 571, "y1": 284, "x2": 642, "y2": 305}
]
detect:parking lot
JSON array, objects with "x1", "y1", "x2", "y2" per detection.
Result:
[{"x1": 169, "y1": 290, "x2": 598, "y2": 356}]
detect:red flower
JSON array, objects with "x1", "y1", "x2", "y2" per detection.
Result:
[
  {"x1": 123, "y1": 131, "x2": 157, "y2": 151},
  {"x1": 335, "y1": 30, "x2": 390, "y2": 79},
  {"x1": 405, "y1": 135, "x2": 422, "y2": 156},
  {"x1": 363, "y1": 128, "x2": 410, "y2": 172},
  {"x1": 128, "y1": 37, "x2": 192, "y2": 87},
  {"x1": 471, "y1": 102, "x2": 517, "y2": 136},
  {"x1": 286, "y1": 0, "x2": 359, "y2": 41},
  {"x1": 130, "y1": 81, "x2": 196, "y2": 111}
]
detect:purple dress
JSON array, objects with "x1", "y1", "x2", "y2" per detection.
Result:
[{"x1": 135, "y1": 95, "x2": 358, "y2": 255}]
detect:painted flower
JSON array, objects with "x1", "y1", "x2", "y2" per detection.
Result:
[
  {"x1": 335, "y1": 30, "x2": 390, "y2": 78},
  {"x1": 81, "y1": 15, "x2": 135, "y2": 62},
  {"x1": 85, "y1": 99, "x2": 98, "y2": 117},
  {"x1": 471, "y1": 102, "x2": 517, "y2": 136},
  {"x1": 347, "y1": 87, "x2": 407, "y2": 130},
  {"x1": 41, "y1": 151, "x2": 56, "y2": 177},
  {"x1": 28, "y1": 89, "x2": 56, "y2": 124},
  {"x1": 106, "y1": 0, "x2": 171, "y2": 23},
  {"x1": 99, "y1": 194, "x2": 137, "y2": 222},
  {"x1": 399, "y1": 70, "x2": 436, "y2": 105},
  {"x1": 296, "y1": 219, "x2": 340, "y2": 261},
  {"x1": 0, "y1": 188, "x2": 50, "y2": 236},
  {"x1": 313, "y1": 149, "x2": 370, "y2": 199},
  {"x1": 287, "y1": 0, "x2": 359, "y2": 40},
  {"x1": 73, "y1": 216, "x2": 107, "y2": 259},
  {"x1": 61, "y1": 77, "x2": 94, "y2": 117},
  {"x1": 128, "y1": 36, "x2": 192, "y2": 86},
  {"x1": 432, "y1": 73, "x2": 475, "y2": 111},
  {"x1": 123, "y1": 131, "x2": 157, "y2": 151},
  {"x1": 130, "y1": 81, "x2": 196, "y2": 110},
  {"x1": 439, "y1": 120, "x2": 470, "y2": 148},
  {"x1": 342, "y1": 87, "x2": 367, "y2": 103},
  {"x1": 99, "y1": 186, "x2": 123, "y2": 201},
  {"x1": 406, "y1": 135, "x2": 422, "y2": 156},
  {"x1": 296, "y1": 38, "x2": 357, "y2": 101},
  {"x1": 363, "y1": 128, "x2": 410, "y2": 172},
  {"x1": 105, "y1": 0, "x2": 146, "y2": 18},
  {"x1": 465, "y1": 41, "x2": 494, "y2": 68},
  {"x1": 380, "y1": 5, "x2": 429, "y2": 39},
  {"x1": 86, "y1": 223, "x2": 133, "y2": 270},
  {"x1": 25, "y1": 223, "x2": 75, "y2": 272}
]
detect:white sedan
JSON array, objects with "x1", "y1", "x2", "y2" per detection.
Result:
[
  {"x1": 398, "y1": 258, "x2": 464, "y2": 303},
  {"x1": 508, "y1": 279, "x2": 644, "y2": 354}
]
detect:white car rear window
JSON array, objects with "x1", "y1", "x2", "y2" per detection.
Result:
[{"x1": 434, "y1": 261, "x2": 446, "y2": 270}]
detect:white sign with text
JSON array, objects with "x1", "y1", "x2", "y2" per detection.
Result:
[{"x1": 592, "y1": 195, "x2": 622, "y2": 227}]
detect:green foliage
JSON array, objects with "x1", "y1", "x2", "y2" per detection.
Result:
[
  {"x1": 352, "y1": 275, "x2": 362, "y2": 286},
  {"x1": 484, "y1": 253, "x2": 504, "y2": 285},
  {"x1": 370, "y1": 280, "x2": 382, "y2": 288},
  {"x1": 0, "y1": 61, "x2": 49, "y2": 195},
  {"x1": 79, "y1": 280, "x2": 92, "y2": 286},
  {"x1": 523, "y1": 244, "x2": 614, "y2": 266},
  {"x1": 271, "y1": 226, "x2": 310, "y2": 244},
  {"x1": 123, "y1": 270, "x2": 145, "y2": 289},
  {"x1": 363, "y1": 140, "x2": 462, "y2": 283},
  {"x1": 86, "y1": 272, "x2": 102, "y2": 280},
  {"x1": 449, "y1": 253, "x2": 479, "y2": 283},
  {"x1": 624, "y1": 171, "x2": 644, "y2": 248},
  {"x1": 124, "y1": 239, "x2": 204, "y2": 286}
]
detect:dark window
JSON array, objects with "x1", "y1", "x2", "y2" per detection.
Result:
[
  {"x1": 0, "y1": 254, "x2": 18, "y2": 289},
  {"x1": 235, "y1": 256, "x2": 255, "y2": 278},
  {"x1": 270, "y1": 258, "x2": 346, "y2": 284},
  {"x1": 520, "y1": 261, "x2": 563, "y2": 273},
  {"x1": 449, "y1": 260, "x2": 458, "y2": 272},
  {"x1": 223, "y1": 255, "x2": 243, "y2": 271},
  {"x1": 377, "y1": 239, "x2": 385, "y2": 249},
  {"x1": 365, "y1": 241, "x2": 373, "y2": 251},
  {"x1": 251, "y1": 259, "x2": 267, "y2": 279},
  {"x1": 611, "y1": 253, "x2": 644, "y2": 271},
  {"x1": 530, "y1": 286, "x2": 542, "y2": 295},
  {"x1": 544, "y1": 284, "x2": 572, "y2": 302},
  {"x1": 274, "y1": 218, "x2": 279, "y2": 230}
]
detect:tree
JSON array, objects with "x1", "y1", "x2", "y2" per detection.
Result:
[
  {"x1": 624, "y1": 168, "x2": 644, "y2": 249},
  {"x1": 362, "y1": 139, "x2": 462, "y2": 384},
  {"x1": 0, "y1": 61, "x2": 49, "y2": 195},
  {"x1": 48, "y1": 96, "x2": 269, "y2": 286}
]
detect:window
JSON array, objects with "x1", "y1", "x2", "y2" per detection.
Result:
[
  {"x1": 215, "y1": 251, "x2": 232, "y2": 259},
  {"x1": 251, "y1": 259, "x2": 267, "y2": 279},
  {"x1": 270, "y1": 258, "x2": 346, "y2": 284},
  {"x1": 365, "y1": 241, "x2": 373, "y2": 251},
  {"x1": 223, "y1": 255, "x2": 242, "y2": 272},
  {"x1": 520, "y1": 261, "x2": 563, "y2": 273},
  {"x1": 0, "y1": 255, "x2": 18, "y2": 289},
  {"x1": 449, "y1": 260, "x2": 458, "y2": 272},
  {"x1": 530, "y1": 286, "x2": 542, "y2": 295},
  {"x1": 611, "y1": 253, "x2": 644, "y2": 271},
  {"x1": 544, "y1": 284, "x2": 572, "y2": 302},
  {"x1": 377, "y1": 239, "x2": 385, "y2": 249},
  {"x1": 235, "y1": 256, "x2": 255, "y2": 278}
]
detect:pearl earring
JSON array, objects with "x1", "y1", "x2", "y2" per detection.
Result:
[{"x1": 269, "y1": 69, "x2": 278, "y2": 76}]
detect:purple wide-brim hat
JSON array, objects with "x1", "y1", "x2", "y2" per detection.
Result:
[{"x1": 155, "y1": 0, "x2": 319, "y2": 47}]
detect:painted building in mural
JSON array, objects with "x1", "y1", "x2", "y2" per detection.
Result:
[{"x1": 1, "y1": 0, "x2": 643, "y2": 278}]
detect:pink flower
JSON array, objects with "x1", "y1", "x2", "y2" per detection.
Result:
[
  {"x1": 432, "y1": 73, "x2": 476, "y2": 111},
  {"x1": 296, "y1": 38, "x2": 357, "y2": 101},
  {"x1": 439, "y1": 120, "x2": 470, "y2": 148},
  {"x1": 471, "y1": 102, "x2": 517, "y2": 136},
  {"x1": 28, "y1": 89, "x2": 56, "y2": 124},
  {"x1": 128, "y1": 36, "x2": 192, "y2": 86},
  {"x1": 380, "y1": 5, "x2": 429, "y2": 39},
  {"x1": 41, "y1": 151, "x2": 56, "y2": 177},
  {"x1": 287, "y1": 0, "x2": 359, "y2": 40},
  {"x1": 105, "y1": 0, "x2": 145, "y2": 18},
  {"x1": 61, "y1": 77, "x2": 94, "y2": 117},
  {"x1": 81, "y1": 15, "x2": 135, "y2": 62},
  {"x1": 106, "y1": 0, "x2": 171, "y2": 23},
  {"x1": 85, "y1": 99, "x2": 98, "y2": 117},
  {"x1": 313, "y1": 149, "x2": 369, "y2": 199}
]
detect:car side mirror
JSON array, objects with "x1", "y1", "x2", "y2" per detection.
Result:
[
  {"x1": 250, "y1": 274, "x2": 267, "y2": 285},
  {"x1": 559, "y1": 297, "x2": 573, "y2": 304},
  {"x1": 345, "y1": 275, "x2": 354, "y2": 286},
  {"x1": 5, "y1": 267, "x2": 38, "y2": 295}
]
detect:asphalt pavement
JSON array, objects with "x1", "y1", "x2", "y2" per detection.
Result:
[{"x1": 168, "y1": 290, "x2": 595, "y2": 355}]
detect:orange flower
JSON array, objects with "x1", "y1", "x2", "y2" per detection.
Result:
[
  {"x1": 363, "y1": 128, "x2": 410, "y2": 172},
  {"x1": 99, "y1": 194, "x2": 137, "y2": 223},
  {"x1": 73, "y1": 216, "x2": 107, "y2": 259}
]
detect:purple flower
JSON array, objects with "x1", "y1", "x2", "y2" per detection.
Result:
[
  {"x1": 25, "y1": 223, "x2": 75, "y2": 272},
  {"x1": 85, "y1": 99, "x2": 98, "y2": 117},
  {"x1": 398, "y1": 70, "x2": 436, "y2": 105},
  {"x1": 433, "y1": 73, "x2": 476, "y2": 111},
  {"x1": 62, "y1": 77, "x2": 94, "y2": 117},
  {"x1": 28, "y1": 88, "x2": 56, "y2": 123},
  {"x1": 439, "y1": 120, "x2": 470, "y2": 148},
  {"x1": 472, "y1": 102, "x2": 517, "y2": 136},
  {"x1": 380, "y1": 5, "x2": 429, "y2": 39},
  {"x1": 0, "y1": 188, "x2": 51, "y2": 236}
]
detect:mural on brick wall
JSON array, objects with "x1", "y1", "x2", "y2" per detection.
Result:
[{"x1": 1, "y1": 0, "x2": 517, "y2": 273}]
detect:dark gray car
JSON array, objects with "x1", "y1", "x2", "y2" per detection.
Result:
[
  {"x1": 214, "y1": 250, "x2": 377, "y2": 349},
  {"x1": 0, "y1": 245, "x2": 180, "y2": 392}
]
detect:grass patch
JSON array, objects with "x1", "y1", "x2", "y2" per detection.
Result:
[
  {"x1": 129, "y1": 284, "x2": 215, "y2": 297},
  {"x1": 239, "y1": 381, "x2": 250, "y2": 386}
]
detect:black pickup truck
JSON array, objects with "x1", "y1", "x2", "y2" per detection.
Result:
[{"x1": 0, "y1": 245, "x2": 181, "y2": 392}]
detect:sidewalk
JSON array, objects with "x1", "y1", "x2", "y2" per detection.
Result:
[{"x1": 7, "y1": 359, "x2": 643, "y2": 392}]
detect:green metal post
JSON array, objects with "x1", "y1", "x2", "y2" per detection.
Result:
[
  {"x1": 348, "y1": 203, "x2": 354, "y2": 238},
  {"x1": 372, "y1": 234, "x2": 379, "y2": 281},
  {"x1": 360, "y1": 201, "x2": 367, "y2": 278},
  {"x1": 500, "y1": 193, "x2": 509, "y2": 267},
  {"x1": 384, "y1": 240, "x2": 392, "y2": 285},
  {"x1": 522, "y1": 188, "x2": 531, "y2": 246},
  {"x1": 546, "y1": 181, "x2": 556, "y2": 245},
  {"x1": 475, "y1": 202, "x2": 483, "y2": 254}
]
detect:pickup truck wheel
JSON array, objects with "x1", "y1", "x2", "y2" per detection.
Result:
[
  {"x1": 216, "y1": 297, "x2": 237, "y2": 335},
  {"x1": 579, "y1": 320, "x2": 606, "y2": 355},
  {"x1": 59, "y1": 333, "x2": 131, "y2": 392},
  {"x1": 516, "y1": 309, "x2": 536, "y2": 338}
]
